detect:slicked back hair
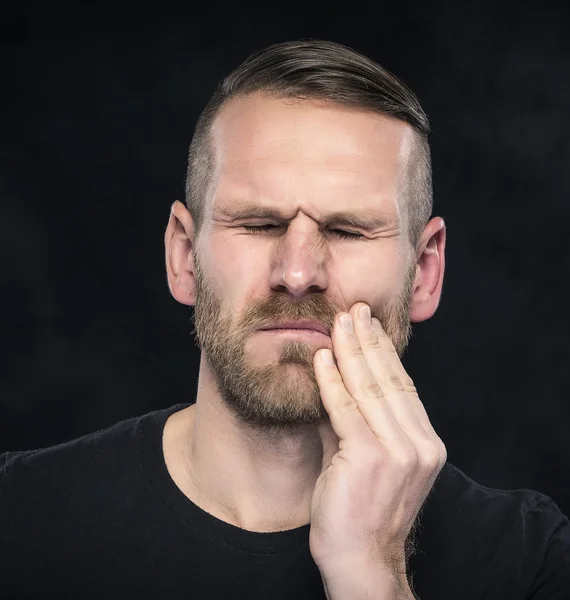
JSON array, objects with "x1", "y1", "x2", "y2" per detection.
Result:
[{"x1": 185, "y1": 39, "x2": 432, "y2": 250}]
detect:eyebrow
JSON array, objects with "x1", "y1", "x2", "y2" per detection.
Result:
[{"x1": 214, "y1": 203, "x2": 397, "y2": 231}]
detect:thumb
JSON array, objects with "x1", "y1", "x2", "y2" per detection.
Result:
[{"x1": 317, "y1": 418, "x2": 340, "y2": 472}]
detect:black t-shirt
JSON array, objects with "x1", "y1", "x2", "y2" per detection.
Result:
[{"x1": 1, "y1": 403, "x2": 569, "y2": 599}]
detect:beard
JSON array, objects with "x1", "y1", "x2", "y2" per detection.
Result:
[{"x1": 191, "y1": 253, "x2": 415, "y2": 435}]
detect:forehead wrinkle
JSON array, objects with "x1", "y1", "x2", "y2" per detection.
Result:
[
  {"x1": 208, "y1": 98, "x2": 410, "y2": 230},
  {"x1": 212, "y1": 196, "x2": 399, "y2": 232},
  {"x1": 213, "y1": 161, "x2": 399, "y2": 231}
]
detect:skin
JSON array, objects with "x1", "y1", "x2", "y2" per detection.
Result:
[{"x1": 163, "y1": 92, "x2": 446, "y2": 534}]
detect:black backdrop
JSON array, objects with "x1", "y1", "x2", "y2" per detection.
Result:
[{"x1": 2, "y1": 0, "x2": 569, "y2": 518}]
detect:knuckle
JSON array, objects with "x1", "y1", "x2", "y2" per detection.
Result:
[
  {"x1": 393, "y1": 448, "x2": 417, "y2": 470},
  {"x1": 439, "y1": 441, "x2": 448, "y2": 465},
  {"x1": 366, "y1": 334, "x2": 383, "y2": 349},
  {"x1": 339, "y1": 397, "x2": 359, "y2": 411},
  {"x1": 422, "y1": 448, "x2": 442, "y2": 470},
  {"x1": 421, "y1": 441, "x2": 447, "y2": 471},
  {"x1": 382, "y1": 368, "x2": 404, "y2": 391},
  {"x1": 362, "y1": 380, "x2": 383, "y2": 398},
  {"x1": 385, "y1": 345, "x2": 399, "y2": 357},
  {"x1": 351, "y1": 342, "x2": 365, "y2": 356}
]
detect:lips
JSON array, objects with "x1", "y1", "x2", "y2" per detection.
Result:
[{"x1": 259, "y1": 321, "x2": 329, "y2": 336}]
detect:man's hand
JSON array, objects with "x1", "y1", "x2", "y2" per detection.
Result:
[{"x1": 309, "y1": 302, "x2": 447, "y2": 591}]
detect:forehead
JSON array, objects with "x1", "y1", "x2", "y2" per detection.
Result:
[{"x1": 208, "y1": 93, "x2": 414, "y2": 215}]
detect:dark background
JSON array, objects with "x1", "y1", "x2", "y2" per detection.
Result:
[{"x1": 1, "y1": 1, "x2": 569, "y2": 517}]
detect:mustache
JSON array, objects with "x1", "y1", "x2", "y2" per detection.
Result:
[{"x1": 244, "y1": 296, "x2": 347, "y2": 332}]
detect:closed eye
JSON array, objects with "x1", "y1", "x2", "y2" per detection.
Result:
[{"x1": 242, "y1": 225, "x2": 363, "y2": 240}]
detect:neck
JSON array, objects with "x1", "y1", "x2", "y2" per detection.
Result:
[{"x1": 163, "y1": 361, "x2": 324, "y2": 533}]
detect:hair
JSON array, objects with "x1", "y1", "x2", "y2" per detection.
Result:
[{"x1": 185, "y1": 39, "x2": 432, "y2": 250}]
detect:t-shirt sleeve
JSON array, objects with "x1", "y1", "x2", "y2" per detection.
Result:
[{"x1": 526, "y1": 496, "x2": 570, "y2": 599}]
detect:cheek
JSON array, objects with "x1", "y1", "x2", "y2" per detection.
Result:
[
  {"x1": 211, "y1": 232, "x2": 261, "y2": 275},
  {"x1": 338, "y1": 252, "x2": 404, "y2": 306},
  {"x1": 228, "y1": 249, "x2": 265, "y2": 293},
  {"x1": 207, "y1": 237, "x2": 265, "y2": 313}
]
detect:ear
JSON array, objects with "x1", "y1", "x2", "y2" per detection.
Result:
[
  {"x1": 165, "y1": 200, "x2": 197, "y2": 307},
  {"x1": 409, "y1": 217, "x2": 446, "y2": 323}
]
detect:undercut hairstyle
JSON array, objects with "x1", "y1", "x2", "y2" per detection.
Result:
[{"x1": 185, "y1": 39, "x2": 432, "y2": 249}]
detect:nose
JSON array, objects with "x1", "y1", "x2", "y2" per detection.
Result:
[{"x1": 269, "y1": 222, "x2": 328, "y2": 298}]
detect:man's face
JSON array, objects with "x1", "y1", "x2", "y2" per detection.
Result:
[{"x1": 191, "y1": 94, "x2": 417, "y2": 433}]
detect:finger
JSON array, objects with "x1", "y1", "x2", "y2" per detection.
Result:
[
  {"x1": 370, "y1": 316, "x2": 440, "y2": 440},
  {"x1": 313, "y1": 348, "x2": 379, "y2": 450},
  {"x1": 349, "y1": 304, "x2": 430, "y2": 444},
  {"x1": 370, "y1": 316, "x2": 447, "y2": 468},
  {"x1": 330, "y1": 310, "x2": 410, "y2": 446}
]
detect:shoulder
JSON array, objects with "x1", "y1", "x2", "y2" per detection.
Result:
[
  {"x1": 435, "y1": 461, "x2": 569, "y2": 531},
  {"x1": 422, "y1": 461, "x2": 569, "y2": 555},
  {"x1": 432, "y1": 461, "x2": 556, "y2": 514},
  {"x1": 415, "y1": 462, "x2": 570, "y2": 597},
  {"x1": 0, "y1": 413, "x2": 135, "y2": 508},
  {"x1": 0, "y1": 404, "x2": 183, "y2": 511},
  {"x1": 1, "y1": 411, "x2": 141, "y2": 479}
]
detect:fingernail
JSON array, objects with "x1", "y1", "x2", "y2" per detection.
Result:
[
  {"x1": 321, "y1": 349, "x2": 334, "y2": 366},
  {"x1": 359, "y1": 305, "x2": 371, "y2": 325},
  {"x1": 340, "y1": 314, "x2": 354, "y2": 334}
]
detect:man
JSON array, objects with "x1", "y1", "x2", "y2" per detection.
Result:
[{"x1": 1, "y1": 39, "x2": 568, "y2": 600}]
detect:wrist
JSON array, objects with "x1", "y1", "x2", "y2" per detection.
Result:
[{"x1": 319, "y1": 560, "x2": 414, "y2": 600}]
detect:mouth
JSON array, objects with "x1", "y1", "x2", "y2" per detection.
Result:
[
  {"x1": 261, "y1": 328, "x2": 327, "y2": 334},
  {"x1": 259, "y1": 321, "x2": 330, "y2": 336},
  {"x1": 258, "y1": 329, "x2": 331, "y2": 346}
]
